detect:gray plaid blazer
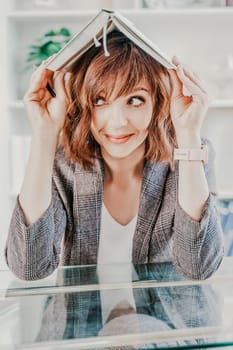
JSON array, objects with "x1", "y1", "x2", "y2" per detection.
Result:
[{"x1": 5, "y1": 139, "x2": 224, "y2": 280}]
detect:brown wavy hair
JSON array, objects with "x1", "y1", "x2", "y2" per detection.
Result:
[{"x1": 62, "y1": 30, "x2": 176, "y2": 170}]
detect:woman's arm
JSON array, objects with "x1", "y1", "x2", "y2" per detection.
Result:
[
  {"x1": 5, "y1": 176, "x2": 67, "y2": 281},
  {"x1": 169, "y1": 58, "x2": 224, "y2": 279},
  {"x1": 176, "y1": 133, "x2": 209, "y2": 221},
  {"x1": 173, "y1": 139, "x2": 224, "y2": 280},
  {"x1": 169, "y1": 58, "x2": 211, "y2": 221},
  {"x1": 5, "y1": 60, "x2": 69, "y2": 280},
  {"x1": 19, "y1": 130, "x2": 58, "y2": 225},
  {"x1": 19, "y1": 60, "x2": 68, "y2": 224}
]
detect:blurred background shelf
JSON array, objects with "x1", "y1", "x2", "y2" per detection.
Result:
[
  {"x1": 210, "y1": 99, "x2": 233, "y2": 108},
  {"x1": 218, "y1": 191, "x2": 233, "y2": 200},
  {"x1": 7, "y1": 7, "x2": 233, "y2": 20}
]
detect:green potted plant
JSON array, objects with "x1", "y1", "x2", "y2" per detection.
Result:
[{"x1": 25, "y1": 27, "x2": 71, "y2": 70}]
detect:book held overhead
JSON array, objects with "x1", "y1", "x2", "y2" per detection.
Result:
[{"x1": 46, "y1": 9, "x2": 176, "y2": 72}]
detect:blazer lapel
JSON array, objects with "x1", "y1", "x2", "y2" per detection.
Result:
[
  {"x1": 74, "y1": 159, "x2": 104, "y2": 265},
  {"x1": 132, "y1": 161, "x2": 170, "y2": 264}
]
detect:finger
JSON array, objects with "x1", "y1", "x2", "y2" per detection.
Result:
[
  {"x1": 172, "y1": 56, "x2": 199, "y2": 80},
  {"x1": 24, "y1": 69, "x2": 53, "y2": 107},
  {"x1": 40, "y1": 53, "x2": 57, "y2": 68},
  {"x1": 172, "y1": 56, "x2": 207, "y2": 93},
  {"x1": 53, "y1": 70, "x2": 68, "y2": 99},
  {"x1": 179, "y1": 64, "x2": 207, "y2": 94},
  {"x1": 31, "y1": 58, "x2": 52, "y2": 75},
  {"x1": 168, "y1": 69, "x2": 184, "y2": 98},
  {"x1": 29, "y1": 66, "x2": 54, "y2": 92},
  {"x1": 176, "y1": 65, "x2": 208, "y2": 104},
  {"x1": 43, "y1": 53, "x2": 58, "y2": 72},
  {"x1": 30, "y1": 54, "x2": 57, "y2": 80},
  {"x1": 172, "y1": 55, "x2": 181, "y2": 67}
]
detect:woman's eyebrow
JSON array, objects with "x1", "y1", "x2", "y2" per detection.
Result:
[{"x1": 130, "y1": 87, "x2": 149, "y2": 93}]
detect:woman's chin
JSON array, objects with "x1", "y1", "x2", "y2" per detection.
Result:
[
  {"x1": 100, "y1": 141, "x2": 146, "y2": 161},
  {"x1": 104, "y1": 150, "x2": 133, "y2": 160},
  {"x1": 101, "y1": 145, "x2": 136, "y2": 160}
]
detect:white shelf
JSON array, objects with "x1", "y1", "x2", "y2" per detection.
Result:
[
  {"x1": 218, "y1": 191, "x2": 233, "y2": 200},
  {"x1": 8, "y1": 7, "x2": 233, "y2": 16},
  {"x1": 210, "y1": 99, "x2": 233, "y2": 109},
  {"x1": 7, "y1": 7, "x2": 233, "y2": 22},
  {"x1": 8, "y1": 10, "x2": 98, "y2": 21},
  {"x1": 8, "y1": 99, "x2": 233, "y2": 111},
  {"x1": 8, "y1": 100, "x2": 24, "y2": 110},
  {"x1": 130, "y1": 7, "x2": 233, "y2": 15}
]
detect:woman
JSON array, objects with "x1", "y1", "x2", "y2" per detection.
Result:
[{"x1": 5, "y1": 30, "x2": 224, "y2": 280}]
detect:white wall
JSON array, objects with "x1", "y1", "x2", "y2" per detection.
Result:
[{"x1": 0, "y1": 2, "x2": 12, "y2": 269}]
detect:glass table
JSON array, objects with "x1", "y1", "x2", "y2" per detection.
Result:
[{"x1": 1, "y1": 258, "x2": 233, "y2": 349}]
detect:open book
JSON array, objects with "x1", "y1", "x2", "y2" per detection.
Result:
[{"x1": 46, "y1": 9, "x2": 176, "y2": 71}]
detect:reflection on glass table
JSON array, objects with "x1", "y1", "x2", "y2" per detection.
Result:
[
  {"x1": 1, "y1": 259, "x2": 233, "y2": 349},
  {"x1": 0, "y1": 262, "x2": 186, "y2": 297}
]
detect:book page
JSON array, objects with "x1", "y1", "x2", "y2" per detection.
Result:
[{"x1": 112, "y1": 12, "x2": 175, "y2": 69}]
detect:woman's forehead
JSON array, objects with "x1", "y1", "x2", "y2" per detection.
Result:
[
  {"x1": 92, "y1": 73, "x2": 153, "y2": 99},
  {"x1": 112, "y1": 84, "x2": 152, "y2": 100}
]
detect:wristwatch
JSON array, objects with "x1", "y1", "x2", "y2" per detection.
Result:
[{"x1": 173, "y1": 144, "x2": 208, "y2": 164}]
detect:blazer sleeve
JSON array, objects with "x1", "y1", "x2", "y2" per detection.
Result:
[
  {"x1": 172, "y1": 139, "x2": 224, "y2": 280},
  {"x1": 5, "y1": 178, "x2": 67, "y2": 281}
]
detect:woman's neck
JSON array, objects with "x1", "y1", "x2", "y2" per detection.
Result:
[{"x1": 102, "y1": 144, "x2": 145, "y2": 186}]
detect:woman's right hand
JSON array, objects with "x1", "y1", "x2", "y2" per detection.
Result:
[{"x1": 23, "y1": 59, "x2": 69, "y2": 137}]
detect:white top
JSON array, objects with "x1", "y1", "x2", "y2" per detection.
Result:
[
  {"x1": 97, "y1": 204, "x2": 138, "y2": 324},
  {"x1": 97, "y1": 203, "x2": 137, "y2": 265}
]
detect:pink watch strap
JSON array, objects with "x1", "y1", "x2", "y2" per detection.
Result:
[{"x1": 173, "y1": 144, "x2": 208, "y2": 164}]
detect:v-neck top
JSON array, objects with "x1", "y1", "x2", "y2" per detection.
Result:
[{"x1": 97, "y1": 203, "x2": 137, "y2": 265}]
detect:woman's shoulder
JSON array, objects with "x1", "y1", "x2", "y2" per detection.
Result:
[
  {"x1": 54, "y1": 147, "x2": 76, "y2": 173},
  {"x1": 53, "y1": 147, "x2": 101, "y2": 179},
  {"x1": 53, "y1": 147, "x2": 85, "y2": 186}
]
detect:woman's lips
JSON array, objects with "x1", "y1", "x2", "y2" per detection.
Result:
[{"x1": 105, "y1": 133, "x2": 134, "y2": 144}]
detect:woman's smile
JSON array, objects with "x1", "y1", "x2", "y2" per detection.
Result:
[{"x1": 104, "y1": 133, "x2": 134, "y2": 144}]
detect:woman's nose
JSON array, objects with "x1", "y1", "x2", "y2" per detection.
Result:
[{"x1": 108, "y1": 104, "x2": 128, "y2": 128}]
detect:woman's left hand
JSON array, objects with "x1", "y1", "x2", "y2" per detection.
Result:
[{"x1": 168, "y1": 56, "x2": 209, "y2": 142}]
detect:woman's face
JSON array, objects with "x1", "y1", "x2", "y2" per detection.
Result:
[{"x1": 90, "y1": 85, "x2": 154, "y2": 160}]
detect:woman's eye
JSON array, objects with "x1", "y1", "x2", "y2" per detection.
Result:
[
  {"x1": 128, "y1": 96, "x2": 145, "y2": 107},
  {"x1": 94, "y1": 97, "x2": 106, "y2": 106}
]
